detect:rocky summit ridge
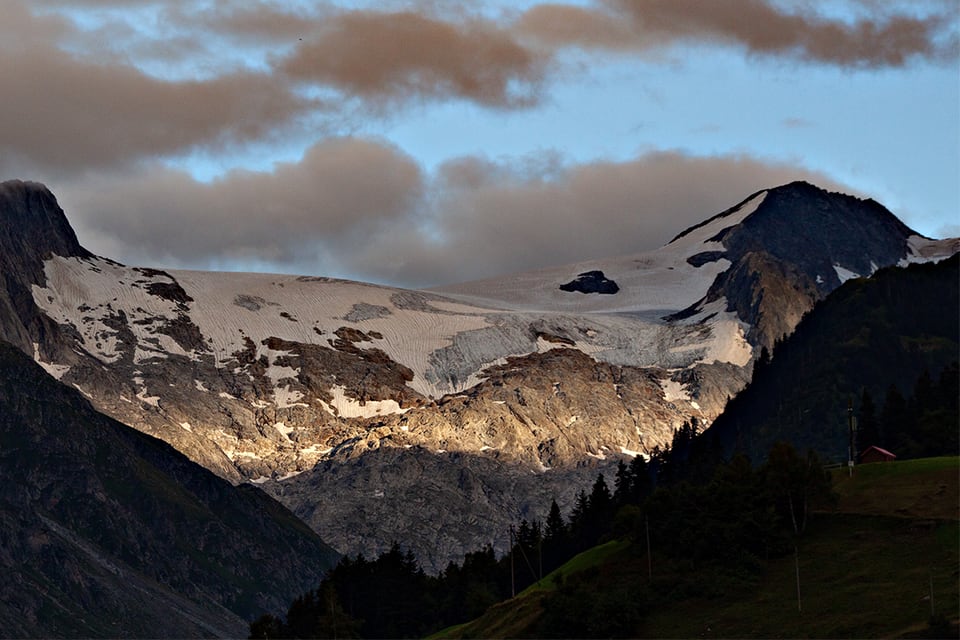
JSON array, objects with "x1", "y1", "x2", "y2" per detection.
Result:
[{"x1": 0, "y1": 178, "x2": 955, "y2": 571}]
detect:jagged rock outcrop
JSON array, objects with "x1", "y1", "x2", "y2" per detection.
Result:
[{"x1": 559, "y1": 270, "x2": 620, "y2": 294}]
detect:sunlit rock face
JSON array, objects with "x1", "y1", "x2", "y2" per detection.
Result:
[{"x1": 2, "y1": 178, "x2": 954, "y2": 571}]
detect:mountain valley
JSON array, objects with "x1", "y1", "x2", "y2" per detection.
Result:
[{"x1": 1, "y1": 178, "x2": 956, "y2": 572}]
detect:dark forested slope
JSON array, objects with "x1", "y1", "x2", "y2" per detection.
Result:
[
  {"x1": 0, "y1": 342, "x2": 338, "y2": 638},
  {"x1": 705, "y1": 254, "x2": 959, "y2": 463}
]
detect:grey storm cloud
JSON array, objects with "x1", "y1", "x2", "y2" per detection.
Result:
[{"x1": 58, "y1": 145, "x2": 846, "y2": 288}]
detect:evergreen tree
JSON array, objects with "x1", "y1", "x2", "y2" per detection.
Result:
[
  {"x1": 856, "y1": 388, "x2": 880, "y2": 453},
  {"x1": 543, "y1": 500, "x2": 568, "y2": 572},
  {"x1": 880, "y1": 384, "x2": 910, "y2": 454},
  {"x1": 568, "y1": 489, "x2": 591, "y2": 552},
  {"x1": 626, "y1": 455, "x2": 652, "y2": 504},
  {"x1": 613, "y1": 460, "x2": 631, "y2": 507},
  {"x1": 762, "y1": 442, "x2": 833, "y2": 537}
]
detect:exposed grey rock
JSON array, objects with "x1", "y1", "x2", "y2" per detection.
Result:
[
  {"x1": 559, "y1": 270, "x2": 620, "y2": 294},
  {"x1": 343, "y1": 302, "x2": 392, "y2": 322}
]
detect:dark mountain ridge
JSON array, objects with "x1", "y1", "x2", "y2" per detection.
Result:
[
  {"x1": 0, "y1": 340, "x2": 338, "y2": 637},
  {"x1": 671, "y1": 181, "x2": 928, "y2": 350},
  {"x1": 703, "y1": 253, "x2": 959, "y2": 463},
  {"x1": 0, "y1": 180, "x2": 92, "y2": 360}
]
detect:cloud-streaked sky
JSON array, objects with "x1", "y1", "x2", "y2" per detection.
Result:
[{"x1": 5, "y1": 0, "x2": 958, "y2": 287}]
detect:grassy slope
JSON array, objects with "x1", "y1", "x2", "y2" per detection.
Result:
[{"x1": 437, "y1": 457, "x2": 959, "y2": 639}]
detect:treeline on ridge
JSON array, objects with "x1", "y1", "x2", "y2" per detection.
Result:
[
  {"x1": 706, "y1": 254, "x2": 959, "y2": 463},
  {"x1": 249, "y1": 430, "x2": 836, "y2": 639}
]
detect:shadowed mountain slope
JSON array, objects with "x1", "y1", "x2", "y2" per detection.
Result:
[
  {"x1": 704, "y1": 254, "x2": 959, "y2": 463},
  {"x1": 0, "y1": 341, "x2": 338, "y2": 638},
  {"x1": 0, "y1": 178, "x2": 955, "y2": 571}
]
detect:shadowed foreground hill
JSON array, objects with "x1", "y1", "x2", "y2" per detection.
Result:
[
  {"x1": 439, "y1": 457, "x2": 959, "y2": 639},
  {"x1": 705, "y1": 254, "x2": 959, "y2": 464},
  {"x1": 0, "y1": 342, "x2": 338, "y2": 638}
]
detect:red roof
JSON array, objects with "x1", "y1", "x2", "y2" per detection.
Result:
[{"x1": 861, "y1": 446, "x2": 896, "y2": 459}]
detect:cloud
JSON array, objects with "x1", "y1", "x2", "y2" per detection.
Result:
[
  {"x1": 372, "y1": 150, "x2": 849, "y2": 286},
  {"x1": 0, "y1": 3, "x2": 312, "y2": 175},
  {"x1": 56, "y1": 142, "x2": 847, "y2": 288},
  {"x1": 280, "y1": 10, "x2": 548, "y2": 108},
  {"x1": 61, "y1": 138, "x2": 423, "y2": 270},
  {"x1": 4, "y1": 0, "x2": 954, "y2": 177},
  {"x1": 518, "y1": 0, "x2": 958, "y2": 68}
]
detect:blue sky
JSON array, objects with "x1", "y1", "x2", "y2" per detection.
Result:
[{"x1": 3, "y1": 0, "x2": 958, "y2": 287}]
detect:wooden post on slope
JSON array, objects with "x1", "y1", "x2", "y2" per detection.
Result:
[{"x1": 509, "y1": 525, "x2": 515, "y2": 598}]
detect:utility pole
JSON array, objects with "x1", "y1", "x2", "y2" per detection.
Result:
[
  {"x1": 847, "y1": 398, "x2": 855, "y2": 477},
  {"x1": 509, "y1": 525, "x2": 515, "y2": 598},
  {"x1": 645, "y1": 515, "x2": 652, "y2": 584},
  {"x1": 795, "y1": 545, "x2": 802, "y2": 613},
  {"x1": 538, "y1": 536, "x2": 543, "y2": 584}
]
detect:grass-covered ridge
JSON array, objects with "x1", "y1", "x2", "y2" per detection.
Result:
[{"x1": 436, "y1": 457, "x2": 959, "y2": 639}]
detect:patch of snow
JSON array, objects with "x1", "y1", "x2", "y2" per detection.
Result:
[
  {"x1": 73, "y1": 384, "x2": 93, "y2": 398},
  {"x1": 659, "y1": 378, "x2": 689, "y2": 402},
  {"x1": 295, "y1": 444, "x2": 328, "y2": 455},
  {"x1": 690, "y1": 401, "x2": 701, "y2": 410},
  {"x1": 833, "y1": 264, "x2": 860, "y2": 283},
  {"x1": 318, "y1": 385, "x2": 409, "y2": 418},
  {"x1": 274, "y1": 385, "x2": 308, "y2": 408},
  {"x1": 670, "y1": 298, "x2": 753, "y2": 367},
  {"x1": 32, "y1": 256, "x2": 195, "y2": 365},
  {"x1": 136, "y1": 388, "x2": 160, "y2": 407},
  {"x1": 31, "y1": 342, "x2": 70, "y2": 379},
  {"x1": 620, "y1": 446, "x2": 650, "y2": 460},
  {"x1": 194, "y1": 379, "x2": 208, "y2": 392},
  {"x1": 277, "y1": 470, "x2": 304, "y2": 481},
  {"x1": 249, "y1": 476, "x2": 270, "y2": 484},
  {"x1": 218, "y1": 392, "x2": 234, "y2": 400},
  {"x1": 587, "y1": 450, "x2": 607, "y2": 461},
  {"x1": 180, "y1": 422, "x2": 192, "y2": 432},
  {"x1": 274, "y1": 422, "x2": 294, "y2": 442},
  {"x1": 902, "y1": 235, "x2": 960, "y2": 265}
]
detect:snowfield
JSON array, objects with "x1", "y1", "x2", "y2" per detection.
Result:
[{"x1": 31, "y1": 193, "x2": 773, "y2": 406}]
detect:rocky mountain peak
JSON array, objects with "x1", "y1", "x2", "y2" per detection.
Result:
[
  {"x1": 0, "y1": 180, "x2": 92, "y2": 272},
  {"x1": 726, "y1": 180, "x2": 917, "y2": 276},
  {"x1": 0, "y1": 180, "x2": 93, "y2": 357},
  {"x1": 669, "y1": 180, "x2": 925, "y2": 351}
]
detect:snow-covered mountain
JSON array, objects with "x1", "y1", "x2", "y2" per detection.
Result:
[{"x1": 1, "y1": 179, "x2": 955, "y2": 570}]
